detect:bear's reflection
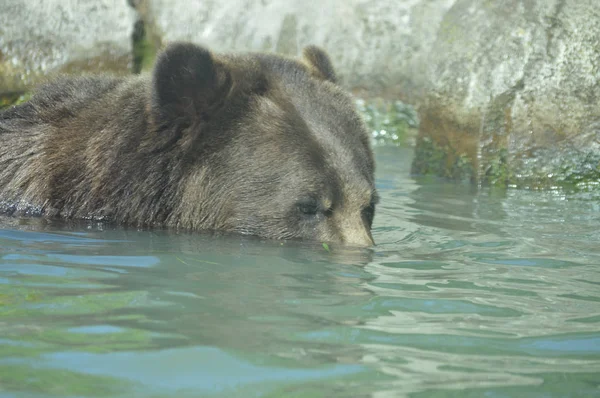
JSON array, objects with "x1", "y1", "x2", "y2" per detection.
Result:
[{"x1": 0, "y1": 224, "x2": 374, "y2": 363}]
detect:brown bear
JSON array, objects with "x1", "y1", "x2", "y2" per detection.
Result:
[{"x1": 0, "y1": 42, "x2": 377, "y2": 246}]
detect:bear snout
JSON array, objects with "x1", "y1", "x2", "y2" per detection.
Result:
[{"x1": 336, "y1": 215, "x2": 375, "y2": 247}]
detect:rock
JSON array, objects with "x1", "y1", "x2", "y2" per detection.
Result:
[
  {"x1": 2, "y1": 0, "x2": 598, "y2": 189},
  {"x1": 133, "y1": 0, "x2": 455, "y2": 97},
  {"x1": 412, "y1": 0, "x2": 600, "y2": 188},
  {"x1": 0, "y1": 0, "x2": 137, "y2": 96}
]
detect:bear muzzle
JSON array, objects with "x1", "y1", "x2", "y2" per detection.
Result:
[{"x1": 337, "y1": 216, "x2": 375, "y2": 247}]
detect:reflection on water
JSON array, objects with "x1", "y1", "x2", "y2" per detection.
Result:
[{"x1": 0, "y1": 146, "x2": 599, "y2": 397}]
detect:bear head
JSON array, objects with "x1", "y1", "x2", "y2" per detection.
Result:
[{"x1": 151, "y1": 43, "x2": 378, "y2": 247}]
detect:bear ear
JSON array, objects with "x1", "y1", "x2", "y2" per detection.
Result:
[
  {"x1": 151, "y1": 42, "x2": 232, "y2": 128},
  {"x1": 302, "y1": 46, "x2": 337, "y2": 84}
]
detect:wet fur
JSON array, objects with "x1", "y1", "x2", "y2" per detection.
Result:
[{"x1": 0, "y1": 43, "x2": 376, "y2": 245}]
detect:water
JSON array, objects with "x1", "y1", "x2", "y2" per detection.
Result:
[{"x1": 1, "y1": 146, "x2": 599, "y2": 397}]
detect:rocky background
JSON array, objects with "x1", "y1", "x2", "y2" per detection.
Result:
[{"x1": 1, "y1": 0, "x2": 598, "y2": 189}]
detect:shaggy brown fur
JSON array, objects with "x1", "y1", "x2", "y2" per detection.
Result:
[{"x1": 0, "y1": 43, "x2": 377, "y2": 246}]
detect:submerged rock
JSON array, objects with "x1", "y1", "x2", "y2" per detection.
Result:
[{"x1": 0, "y1": 0, "x2": 137, "y2": 97}]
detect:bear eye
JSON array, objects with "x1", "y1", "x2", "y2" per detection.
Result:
[
  {"x1": 296, "y1": 197, "x2": 320, "y2": 217},
  {"x1": 362, "y1": 201, "x2": 376, "y2": 226}
]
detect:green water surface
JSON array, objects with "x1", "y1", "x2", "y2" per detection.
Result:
[{"x1": 1, "y1": 147, "x2": 599, "y2": 397}]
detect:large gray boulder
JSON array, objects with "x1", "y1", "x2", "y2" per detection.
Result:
[
  {"x1": 0, "y1": 0, "x2": 137, "y2": 96},
  {"x1": 134, "y1": 0, "x2": 455, "y2": 98},
  {"x1": 412, "y1": 0, "x2": 600, "y2": 187}
]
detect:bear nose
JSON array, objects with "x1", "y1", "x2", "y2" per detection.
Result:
[
  {"x1": 344, "y1": 230, "x2": 375, "y2": 247},
  {"x1": 339, "y1": 217, "x2": 375, "y2": 247}
]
